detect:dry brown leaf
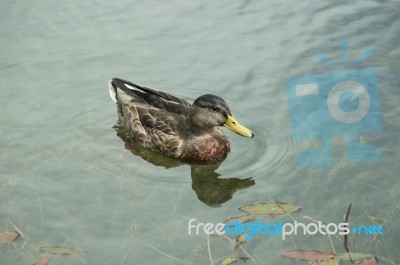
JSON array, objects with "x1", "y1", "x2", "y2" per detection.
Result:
[
  {"x1": 240, "y1": 202, "x2": 301, "y2": 215},
  {"x1": 223, "y1": 214, "x2": 255, "y2": 225},
  {"x1": 356, "y1": 257, "x2": 378, "y2": 265},
  {"x1": 220, "y1": 256, "x2": 237, "y2": 265},
  {"x1": 34, "y1": 256, "x2": 51, "y2": 265},
  {"x1": 281, "y1": 249, "x2": 336, "y2": 261},
  {"x1": 39, "y1": 246, "x2": 83, "y2": 255},
  {"x1": 0, "y1": 231, "x2": 19, "y2": 244},
  {"x1": 368, "y1": 215, "x2": 384, "y2": 224}
]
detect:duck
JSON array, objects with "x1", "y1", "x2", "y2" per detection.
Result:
[{"x1": 108, "y1": 78, "x2": 254, "y2": 164}]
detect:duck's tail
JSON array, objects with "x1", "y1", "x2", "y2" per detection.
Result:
[
  {"x1": 108, "y1": 79, "x2": 118, "y2": 103},
  {"x1": 109, "y1": 78, "x2": 148, "y2": 105}
]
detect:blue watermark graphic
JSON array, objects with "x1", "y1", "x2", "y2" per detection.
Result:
[
  {"x1": 286, "y1": 38, "x2": 382, "y2": 167},
  {"x1": 187, "y1": 218, "x2": 383, "y2": 240}
]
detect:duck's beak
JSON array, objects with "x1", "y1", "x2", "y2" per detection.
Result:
[{"x1": 224, "y1": 115, "x2": 254, "y2": 138}]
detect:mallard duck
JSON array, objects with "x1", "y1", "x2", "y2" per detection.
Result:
[{"x1": 109, "y1": 78, "x2": 254, "y2": 164}]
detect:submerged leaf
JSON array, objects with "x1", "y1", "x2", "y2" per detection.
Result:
[
  {"x1": 39, "y1": 246, "x2": 83, "y2": 255},
  {"x1": 34, "y1": 256, "x2": 51, "y2": 265},
  {"x1": 339, "y1": 252, "x2": 374, "y2": 261},
  {"x1": 220, "y1": 256, "x2": 237, "y2": 265},
  {"x1": 281, "y1": 250, "x2": 336, "y2": 261},
  {"x1": 340, "y1": 253, "x2": 377, "y2": 265},
  {"x1": 356, "y1": 257, "x2": 378, "y2": 265},
  {"x1": 238, "y1": 256, "x2": 250, "y2": 262},
  {"x1": 223, "y1": 214, "x2": 255, "y2": 225},
  {"x1": 240, "y1": 202, "x2": 301, "y2": 215},
  {"x1": 312, "y1": 258, "x2": 340, "y2": 265},
  {"x1": 303, "y1": 215, "x2": 323, "y2": 223},
  {"x1": 235, "y1": 233, "x2": 247, "y2": 246},
  {"x1": 0, "y1": 231, "x2": 19, "y2": 244},
  {"x1": 368, "y1": 215, "x2": 384, "y2": 224}
]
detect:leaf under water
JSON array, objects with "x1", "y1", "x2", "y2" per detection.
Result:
[
  {"x1": 34, "y1": 256, "x2": 51, "y2": 265},
  {"x1": 39, "y1": 246, "x2": 83, "y2": 255},
  {"x1": 223, "y1": 214, "x2": 255, "y2": 225},
  {"x1": 368, "y1": 215, "x2": 384, "y2": 224},
  {"x1": 235, "y1": 233, "x2": 247, "y2": 248},
  {"x1": 312, "y1": 258, "x2": 340, "y2": 265},
  {"x1": 240, "y1": 202, "x2": 301, "y2": 215},
  {"x1": 0, "y1": 231, "x2": 19, "y2": 244},
  {"x1": 355, "y1": 257, "x2": 378, "y2": 265},
  {"x1": 281, "y1": 249, "x2": 336, "y2": 261},
  {"x1": 339, "y1": 252, "x2": 375, "y2": 261},
  {"x1": 220, "y1": 256, "x2": 237, "y2": 265}
]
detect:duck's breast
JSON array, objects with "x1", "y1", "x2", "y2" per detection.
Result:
[{"x1": 181, "y1": 132, "x2": 230, "y2": 164}]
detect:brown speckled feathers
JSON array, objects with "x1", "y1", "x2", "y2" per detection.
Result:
[
  {"x1": 111, "y1": 78, "x2": 189, "y2": 158},
  {"x1": 109, "y1": 78, "x2": 253, "y2": 164}
]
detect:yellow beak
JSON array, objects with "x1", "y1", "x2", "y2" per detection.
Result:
[{"x1": 224, "y1": 115, "x2": 254, "y2": 138}]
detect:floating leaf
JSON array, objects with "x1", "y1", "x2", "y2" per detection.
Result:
[
  {"x1": 34, "y1": 256, "x2": 51, "y2": 265},
  {"x1": 356, "y1": 257, "x2": 378, "y2": 265},
  {"x1": 368, "y1": 215, "x2": 384, "y2": 224},
  {"x1": 223, "y1": 214, "x2": 255, "y2": 225},
  {"x1": 281, "y1": 250, "x2": 336, "y2": 261},
  {"x1": 312, "y1": 258, "x2": 340, "y2": 265},
  {"x1": 39, "y1": 246, "x2": 83, "y2": 255},
  {"x1": 0, "y1": 231, "x2": 19, "y2": 244},
  {"x1": 339, "y1": 252, "x2": 374, "y2": 261},
  {"x1": 240, "y1": 202, "x2": 301, "y2": 215},
  {"x1": 220, "y1": 256, "x2": 237, "y2": 265}
]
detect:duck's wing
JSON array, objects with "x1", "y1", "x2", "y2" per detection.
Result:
[
  {"x1": 109, "y1": 78, "x2": 187, "y2": 157},
  {"x1": 110, "y1": 78, "x2": 191, "y2": 115},
  {"x1": 125, "y1": 103, "x2": 185, "y2": 157}
]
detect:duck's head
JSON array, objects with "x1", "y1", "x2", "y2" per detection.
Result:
[{"x1": 189, "y1": 94, "x2": 254, "y2": 138}]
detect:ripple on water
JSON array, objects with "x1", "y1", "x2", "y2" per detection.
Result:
[
  {"x1": 222, "y1": 122, "x2": 299, "y2": 181},
  {"x1": 257, "y1": 125, "x2": 298, "y2": 178}
]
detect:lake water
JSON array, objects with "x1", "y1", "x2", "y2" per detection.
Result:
[{"x1": 1, "y1": 1, "x2": 400, "y2": 264}]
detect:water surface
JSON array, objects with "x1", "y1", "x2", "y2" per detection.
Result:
[{"x1": 1, "y1": 1, "x2": 400, "y2": 264}]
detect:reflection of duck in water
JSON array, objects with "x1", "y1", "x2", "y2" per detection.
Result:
[
  {"x1": 113, "y1": 125, "x2": 255, "y2": 207},
  {"x1": 190, "y1": 165, "x2": 255, "y2": 207},
  {"x1": 109, "y1": 78, "x2": 254, "y2": 164}
]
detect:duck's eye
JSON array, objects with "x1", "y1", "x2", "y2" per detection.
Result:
[{"x1": 211, "y1": 106, "x2": 220, "y2": 112}]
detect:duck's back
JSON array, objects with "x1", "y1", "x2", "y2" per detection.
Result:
[{"x1": 109, "y1": 78, "x2": 190, "y2": 158}]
